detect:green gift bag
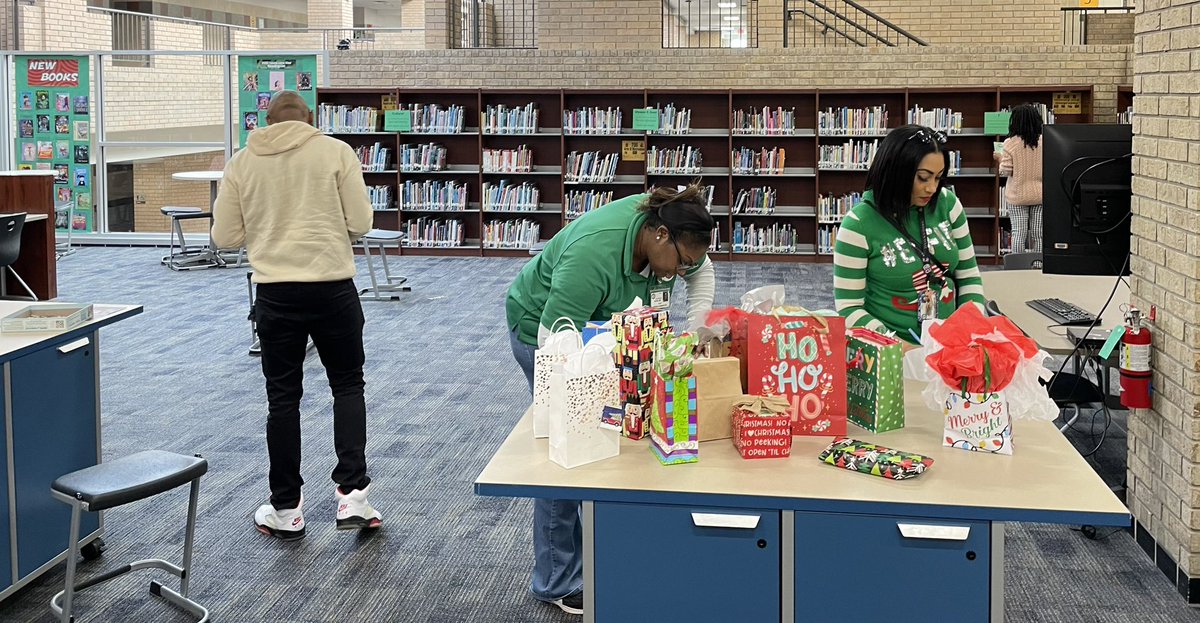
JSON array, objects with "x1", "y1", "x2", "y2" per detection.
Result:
[{"x1": 845, "y1": 328, "x2": 905, "y2": 433}]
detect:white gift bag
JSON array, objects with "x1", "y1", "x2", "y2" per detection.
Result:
[
  {"x1": 532, "y1": 318, "x2": 582, "y2": 439},
  {"x1": 942, "y1": 390, "x2": 1013, "y2": 455},
  {"x1": 549, "y1": 345, "x2": 621, "y2": 469}
]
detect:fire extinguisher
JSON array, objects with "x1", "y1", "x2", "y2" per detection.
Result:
[{"x1": 1119, "y1": 306, "x2": 1153, "y2": 409}]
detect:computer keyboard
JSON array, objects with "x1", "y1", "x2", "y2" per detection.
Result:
[{"x1": 1025, "y1": 298, "x2": 1100, "y2": 326}]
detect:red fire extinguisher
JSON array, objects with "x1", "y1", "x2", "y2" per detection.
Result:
[{"x1": 1119, "y1": 307, "x2": 1153, "y2": 409}]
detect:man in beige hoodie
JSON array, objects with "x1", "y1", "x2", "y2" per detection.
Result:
[{"x1": 213, "y1": 91, "x2": 380, "y2": 540}]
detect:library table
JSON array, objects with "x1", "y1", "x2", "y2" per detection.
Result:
[
  {"x1": 475, "y1": 379, "x2": 1128, "y2": 623},
  {"x1": 0, "y1": 301, "x2": 142, "y2": 602}
]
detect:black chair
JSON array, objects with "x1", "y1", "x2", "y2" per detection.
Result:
[{"x1": 0, "y1": 212, "x2": 37, "y2": 300}]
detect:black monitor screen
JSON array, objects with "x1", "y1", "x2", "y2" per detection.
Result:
[{"x1": 1041, "y1": 123, "x2": 1132, "y2": 276}]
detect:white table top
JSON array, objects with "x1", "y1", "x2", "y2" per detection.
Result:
[
  {"x1": 172, "y1": 171, "x2": 223, "y2": 182},
  {"x1": 23, "y1": 214, "x2": 47, "y2": 222},
  {"x1": 476, "y1": 379, "x2": 1129, "y2": 525},
  {"x1": 982, "y1": 270, "x2": 1130, "y2": 355},
  {"x1": 0, "y1": 301, "x2": 142, "y2": 360}
]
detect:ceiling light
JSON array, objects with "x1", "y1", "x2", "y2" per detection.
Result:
[
  {"x1": 718, "y1": 2, "x2": 737, "y2": 7},
  {"x1": 723, "y1": 16, "x2": 739, "y2": 21}
]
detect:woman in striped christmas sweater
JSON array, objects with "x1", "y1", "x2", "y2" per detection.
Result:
[{"x1": 833, "y1": 124, "x2": 987, "y2": 344}]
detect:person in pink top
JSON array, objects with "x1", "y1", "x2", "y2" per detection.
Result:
[{"x1": 995, "y1": 104, "x2": 1043, "y2": 253}]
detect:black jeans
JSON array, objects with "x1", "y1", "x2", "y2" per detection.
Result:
[{"x1": 255, "y1": 279, "x2": 370, "y2": 510}]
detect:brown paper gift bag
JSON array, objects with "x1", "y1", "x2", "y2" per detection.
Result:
[{"x1": 693, "y1": 357, "x2": 744, "y2": 442}]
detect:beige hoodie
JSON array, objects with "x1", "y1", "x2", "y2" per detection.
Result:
[{"x1": 213, "y1": 120, "x2": 373, "y2": 283}]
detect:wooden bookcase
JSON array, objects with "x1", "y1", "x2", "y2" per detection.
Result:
[{"x1": 314, "y1": 86, "x2": 1094, "y2": 262}]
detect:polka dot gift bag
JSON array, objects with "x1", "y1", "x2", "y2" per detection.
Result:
[
  {"x1": 846, "y1": 328, "x2": 906, "y2": 434},
  {"x1": 549, "y1": 343, "x2": 622, "y2": 469}
]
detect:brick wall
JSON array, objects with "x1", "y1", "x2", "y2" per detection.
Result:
[
  {"x1": 1089, "y1": 13, "x2": 1136, "y2": 45},
  {"x1": 845, "y1": 0, "x2": 1061, "y2": 45},
  {"x1": 1129, "y1": 0, "x2": 1200, "y2": 579},
  {"x1": 329, "y1": 45, "x2": 1130, "y2": 120},
  {"x1": 308, "y1": 0, "x2": 353, "y2": 29},
  {"x1": 132, "y1": 151, "x2": 224, "y2": 234}
]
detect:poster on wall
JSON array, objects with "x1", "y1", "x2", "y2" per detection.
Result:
[
  {"x1": 15, "y1": 55, "x2": 92, "y2": 233},
  {"x1": 236, "y1": 55, "x2": 318, "y2": 148}
]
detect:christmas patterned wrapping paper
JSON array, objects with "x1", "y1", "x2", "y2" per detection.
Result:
[{"x1": 817, "y1": 437, "x2": 934, "y2": 480}]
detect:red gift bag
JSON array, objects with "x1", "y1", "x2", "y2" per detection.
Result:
[{"x1": 746, "y1": 310, "x2": 847, "y2": 436}]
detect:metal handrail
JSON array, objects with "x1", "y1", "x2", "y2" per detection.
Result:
[
  {"x1": 1060, "y1": 4, "x2": 1134, "y2": 45},
  {"x1": 86, "y1": 6, "x2": 255, "y2": 31},
  {"x1": 785, "y1": 0, "x2": 926, "y2": 47}
]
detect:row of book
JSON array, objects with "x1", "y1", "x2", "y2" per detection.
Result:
[
  {"x1": 483, "y1": 219, "x2": 541, "y2": 249},
  {"x1": 565, "y1": 189, "x2": 613, "y2": 219},
  {"x1": 645, "y1": 146, "x2": 702, "y2": 174},
  {"x1": 999, "y1": 188, "x2": 1012, "y2": 217},
  {"x1": 817, "y1": 192, "x2": 861, "y2": 223},
  {"x1": 563, "y1": 107, "x2": 623, "y2": 135},
  {"x1": 355, "y1": 143, "x2": 392, "y2": 172},
  {"x1": 732, "y1": 222, "x2": 800, "y2": 254},
  {"x1": 650, "y1": 104, "x2": 691, "y2": 134},
  {"x1": 948, "y1": 151, "x2": 962, "y2": 175},
  {"x1": 818, "y1": 106, "x2": 888, "y2": 135},
  {"x1": 402, "y1": 218, "x2": 465, "y2": 248},
  {"x1": 733, "y1": 147, "x2": 785, "y2": 175},
  {"x1": 709, "y1": 227, "x2": 721, "y2": 253},
  {"x1": 318, "y1": 104, "x2": 379, "y2": 134},
  {"x1": 399, "y1": 143, "x2": 447, "y2": 172},
  {"x1": 403, "y1": 104, "x2": 466, "y2": 133},
  {"x1": 732, "y1": 186, "x2": 777, "y2": 214},
  {"x1": 1118, "y1": 106, "x2": 1133, "y2": 125},
  {"x1": 732, "y1": 107, "x2": 797, "y2": 135},
  {"x1": 400, "y1": 180, "x2": 469, "y2": 211},
  {"x1": 483, "y1": 181, "x2": 541, "y2": 212},
  {"x1": 1017, "y1": 103, "x2": 1055, "y2": 124},
  {"x1": 482, "y1": 104, "x2": 539, "y2": 134},
  {"x1": 906, "y1": 107, "x2": 962, "y2": 134},
  {"x1": 817, "y1": 224, "x2": 839, "y2": 255},
  {"x1": 367, "y1": 185, "x2": 392, "y2": 211},
  {"x1": 565, "y1": 150, "x2": 620, "y2": 183},
  {"x1": 482, "y1": 146, "x2": 534, "y2": 173},
  {"x1": 818, "y1": 139, "x2": 879, "y2": 170}
]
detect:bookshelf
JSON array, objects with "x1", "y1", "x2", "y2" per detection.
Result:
[
  {"x1": 314, "y1": 86, "x2": 1094, "y2": 261},
  {"x1": 1117, "y1": 85, "x2": 1134, "y2": 124}
]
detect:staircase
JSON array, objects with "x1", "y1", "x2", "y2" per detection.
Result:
[{"x1": 784, "y1": 0, "x2": 926, "y2": 47}]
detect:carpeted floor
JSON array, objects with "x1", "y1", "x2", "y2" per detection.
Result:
[{"x1": 0, "y1": 247, "x2": 1190, "y2": 622}]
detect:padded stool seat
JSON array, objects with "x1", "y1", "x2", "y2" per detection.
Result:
[
  {"x1": 52, "y1": 450, "x2": 208, "y2": 512},
  {"x1": 364, "y1": 228, "x2": 404, "y2": 241},
  {"x1": 160, "y1": 206, "x2": 202, "y2": 216}
]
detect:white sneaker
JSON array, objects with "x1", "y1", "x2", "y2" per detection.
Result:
[
  {"x1": 254, "y1": 498, "x2": 306, "y2": 541},
  {"x1": 336, "y1": 485, "x2": 382, "y2": 530}
]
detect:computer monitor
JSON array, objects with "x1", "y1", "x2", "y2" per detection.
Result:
[{"x1": 1041, "y1": 123, "x2": 1132, "y2": 276}]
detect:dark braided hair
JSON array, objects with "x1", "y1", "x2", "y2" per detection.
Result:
[
  {"x1": 1007, "y1": 104, "x2": 1043, "y2": 150},
  {"x1": 638, "y1": 183, "x2": 715, "y2": 249}
]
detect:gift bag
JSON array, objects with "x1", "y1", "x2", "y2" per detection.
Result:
[
  {"x1": 649, "y1": 333, "x2": 699, "y2": 465},
  {"x1": 731, "y1": 395, "x2": 793, "y2": 459},
  {"x1": 613, "y1": 307, "x2": 670, "y2": 439},
  {"x1": 549, "y1": 345, "x2": 621, "y2": 469},
  {"x1": 532, "y1": 318, "x2": 582, "y2": 439},
  {"x1": 693, "y1": 357, "x2": 743, "y2": 442},
  {"x1": 704, "y1": 286, "x2": 786, "y2": 389},
  {"x1": 818, "y1": 437, "x2": 933, "y2": 480},
  {"x1": 846, "y1": 328, "x2": 905, "y2": 433},
  {"x1": 942, "y1": 389, "x2": 1012, "y2": 455},
  {"x1": 746, "y1": 309, "x2": 847, "y2": 436}
]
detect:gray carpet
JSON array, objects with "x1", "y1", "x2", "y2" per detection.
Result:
[{"x1": 0, "y1": 247, "x2": 1189, "y2": 622}]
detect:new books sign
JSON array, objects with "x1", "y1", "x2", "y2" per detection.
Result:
[{"x1": 15, "y1": 55, "x2": 93, "y2": 232}]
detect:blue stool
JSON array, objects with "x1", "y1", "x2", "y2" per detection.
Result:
[{"x1": 50, "y1": 450, "x2": 209, "y2": 622}]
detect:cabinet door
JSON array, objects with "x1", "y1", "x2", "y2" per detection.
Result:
[
  {"x1": 794, "y1": 512, "x2": 991, "y2": 622},
  {"x1": 0, "y1": 382, "x2": 10, "y2": 590},
  {"x1": 9, "y1": 333, "x2": 99, "y2": 579},
  {"x1": 594, "y1": 502, "x2": 780, "y2": 623}
]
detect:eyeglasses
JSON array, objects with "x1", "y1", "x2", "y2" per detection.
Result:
[
  {"x1": 907, "y1": 128, "x2": 948, "y2": 146},
  {"x1": 671, "y1": 237, "x2": 699, "y2": 272}
]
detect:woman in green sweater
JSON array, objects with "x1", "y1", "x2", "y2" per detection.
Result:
[
  {"x1": 833, "y1": 124, "x2": 987, "y2": 343},
  {"x1": 505, "y1": 185, "x2": 716, "y2": 615}
]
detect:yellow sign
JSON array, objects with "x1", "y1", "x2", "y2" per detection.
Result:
[
  {"x1": 1052, "y1": 92, "x2": 1082, "y2": 115},
  {"x1": 1078, "y1": 0, "x2": 1099, "y2": 7},
  {"x1": 381, "y1": 94, "x2": 398, "y2": 111},
  {"x1": 622, "y1": 139, "x2": 646, "y2": 162}
]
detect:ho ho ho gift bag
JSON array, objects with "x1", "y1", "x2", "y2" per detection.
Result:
[
  {"x1": 746, "y1": 309, "x2": 847, "y2": 436},
  {"x1": 532, "y1": 318, "x2": 582, "y2": 439},
  {"x1": 548, "y1": 344, "x2": 621, "y2": 469}
]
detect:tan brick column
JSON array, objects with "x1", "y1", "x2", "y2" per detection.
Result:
[
  {"x1": 425, "y1": 0, "x2": 449, "y2": 49},
  {"x1": 1128, "y1": 0, "x2": 1200, "y2": 591},
  {"x1": 309, "y1": 0, "x2": 354, "y2": 29}
]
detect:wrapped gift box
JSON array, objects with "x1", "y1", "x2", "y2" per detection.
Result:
[
  {"x1": 731, "y1": 396, "x2": 792, "y2": 460},
  {"x1": 613, "y1": 307, "x2": 670, "y2": 439}
]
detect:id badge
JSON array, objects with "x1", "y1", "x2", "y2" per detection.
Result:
[
  {"x1": 917, "y1": 289, "x2": 937, "y2": 322},
  {"x1": 650, "y1": 288, "x2": 670, "y2": 309}
]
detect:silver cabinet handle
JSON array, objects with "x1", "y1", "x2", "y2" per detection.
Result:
[
  {"x1": 897, "y1": 523, "x2": 971, "y2": 541},
  {"x1": 691, "y1": 512, "x2": 760, "y2": 529},
  {"x1": 57, "y1": 337, "x2": 90, "y2": 354}
]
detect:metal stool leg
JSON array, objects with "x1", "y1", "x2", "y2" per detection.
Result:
[
  {"x1": 58, "y1": 502, "x2": 82, "y2": 623},
  {"x1": 359, "y1": 238, "x2": 411, "y2": 301},
  {"x1": 361, "y1": 240, "x2": 382, "y2": 301},
  {"x1": 180, "y1": 478, "x2": 199, "y2": 597},
  {"x1": 376, "y1": 240, "x2": 408, "y2": 287}
]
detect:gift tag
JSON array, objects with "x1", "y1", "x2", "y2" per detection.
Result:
[
  {"x1": 650, "y1": 287, "x2": 670, "y2": 309},
  {"x1": 599, "y1": 405, "x2": 623, "y2": 431},
  {"x1": 1099, "y1": 325, "x2": 1126, "y2": 360}
]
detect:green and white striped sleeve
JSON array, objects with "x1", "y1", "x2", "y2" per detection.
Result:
[
  {"x1": 833, "y1": 211, "x2": 886, "y2": 332},
  {"x1": 947, "y1": 196, "x2": 987, "y2": 309}
]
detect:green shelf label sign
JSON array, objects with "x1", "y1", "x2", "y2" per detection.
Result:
[
  {"x1": 984, "y1": 111, "x2": 1011, "y2": 136},
  {"x1": 632, "y1": 108, "x2": 660, "y2": 131},
  {"x1": 384, "y1": 110, "x2": 412, "y2": 132}
]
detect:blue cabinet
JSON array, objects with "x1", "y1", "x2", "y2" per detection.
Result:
[
  {"x1": 9, "y1": 332, "x2": 99, "y2": 579},
  {"x1": 593, "y1": 502, "x2": 780, "y2": 622},
  {"x1": 0, "y1": 383, "x2": 10, "y2": 589},
  {"x1": 794, "y1": 512, "x2": 991, "y2": 622}
]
